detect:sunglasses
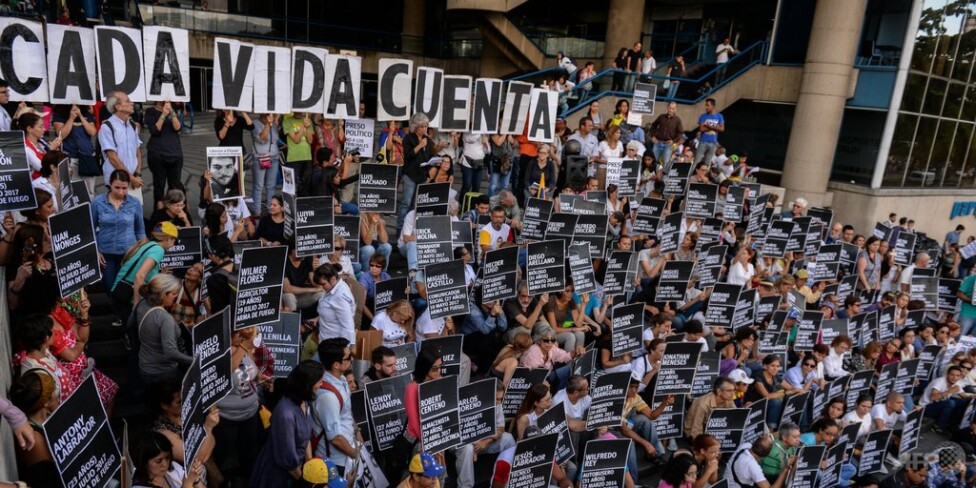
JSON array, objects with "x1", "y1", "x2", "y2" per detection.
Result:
[
  {"x1": 369, "y1": 263, "x2": 383, "y2": 268},
  {"x1": 540, "y1": 338, "x2": 556, "y2": 343},
  {"x1": 335, "y1": 246, "x2": 345, "y2": 251},
  {"x1": 804, "y1": 363, "x2": 816, "y2": 367}
]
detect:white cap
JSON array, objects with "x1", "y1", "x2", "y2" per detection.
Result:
[{"x1": 727, "y1": 369, "x2": 754, "y2": 385}]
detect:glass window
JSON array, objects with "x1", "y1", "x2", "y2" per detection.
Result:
[
  {"x1": 902, "y1": 73, "x2": 928, "y2": 113},
  {"x1": 905, "y1": 116, "x2": 939, "y2": 187},
  {"x1": 944, "y1": 122, "x2": 972, "y2": 187},
  {"x1": 910, "y1": 0, "x2": 948, "y2": 72},
  {"x1": 929, "y1": 119, "x2": 956, "y2": 184},
  {"x1": 944, "y1": 81, "x2": 966, "y2": 119},
  {"x1": 923, "y1": 77, "x2": 948, "y2": 114},
  {"x1": 883, "y1": 114, "x2": 920, "y2": 186},
  {"x1": 964, "y1": 85, "x2": 976, "y2": 121}
]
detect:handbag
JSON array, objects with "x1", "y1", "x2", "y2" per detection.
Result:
[
  {"x1": 258, "y1": 155, "x2": 272, "y2": 170},
  {"x1": 484, "y1": 153, "x2": 501, "y2": 173},
  {"x1": 77, "y1": 153, "x2": 102, "y2": 176}
]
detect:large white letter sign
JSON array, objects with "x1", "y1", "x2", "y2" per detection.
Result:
[
  {"x1": 291, "y1": 47, "x2": 327, "y2": 114},
  {"x1": 471, "y1": 78, "x2": 502, "y2": 134},
  {"x1": 324, "y1": 54, "x2": 361, "y2": 120},
  {"x1": 414, "y1": 67, "x2": 443, "y2": 128},
  {"x1": 212, "y1": 38, "x2": 255, "y2": 111},
  {"x1": 0, "y1": 19, "x2": 49, "y2": 102},
  {"x1": 95, "y1": 26, "x2": 146, "y2": 102},
  {"x1": 377, "y1": 58, "x2": 412, "y2": 122},
  {"x1": 500, "y1": 81, "x2": 533, "y2": 135},
  {"x1": 527, "y1": 88, "x2": 557, "y2": 143},
  {"x1": 254, "y1": 46, "x2": 292, "y2": 114},
  {"x1": 440, "y1": 75, "x2": 471, "y2": 132},
  {"x1": 46, "y1": 25, "x2": 96, "y2": 105},
  {"x1": 142, "y1": 26, "x2": 190, "y2": 103}
]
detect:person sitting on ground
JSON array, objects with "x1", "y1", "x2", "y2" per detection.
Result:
[{"x1": 725, "y1": 434, "x2": 796, "y2": 488}]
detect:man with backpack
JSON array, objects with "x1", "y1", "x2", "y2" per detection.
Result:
[
  {"x1": 313, "y1": 338, "x2": 360, "y2": 476},
  {"x1": 99, "y1": 90, "x2": 144, "y2": 203}
]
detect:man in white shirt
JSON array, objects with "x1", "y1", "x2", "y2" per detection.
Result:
[
  {"x1": 714, "y1": 38, "x2": 736, "y2": 86},
  {"x1": 99, "y1": 90, "x2": 144, "y2": 202},
  {"x1": 551, "y1": 374, "x2": 591, "y2": 459},
  {"x1": 314, "y1": 264, "x2": 356, "y2": 346},
  {"x1": 640, "y1": 50, "x2": 656, "y2": 82},
  {"x1": 567, "y1": 116, "x2": 600, "y2": 163},
  {"x1": 920, "y1": 365, "x2": 972, "y2": 431},
  {"x1": 726, "y1": 436, "x2": 795, "y2": 488},
  {"x1": 899, "y1": 252, "x2": 932, "y2": 293},
  {"x1": 871, "y1": 391, "x2": 908, "y2": 431}
]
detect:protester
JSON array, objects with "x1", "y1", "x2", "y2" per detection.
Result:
[{"x1": 144, "y1": 100, "x2": 184, "y2": 208}]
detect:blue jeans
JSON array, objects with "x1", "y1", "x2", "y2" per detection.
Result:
[
  {"x1": 102, "y1": 253, "x2": 124, "y2": 295},
  {"x1": 459, "y1": 163, "x2": 484, "y2": 201},
  {"x1": 399, "y1": 240, "x2": 418, "y2": 271},
  {"x1": 960, "y1": 315, "x2": 976, "y2": 337},
  {"x1": 926, "y1": 398, "x2": 964, "y2": 429},
  {"x1": 397, "y1": 177, "x2": 418, "y2": 229},
  {"x1": 339, "y1": 202, "x2": 359, "y2": 216},
  {"x1": 360, "y1": 242, "x2": 393, "y2": 272},
  {"x1": 251, "y1": 154, "x2": 280, "y2": 215},
  {"x1": 488, "y1": 167, "x2": 512, "y2": 197},
  {"x1": 766, "y1": 397, "x2": 784, "y2": 429},
  {"x1": 631, "y1": 414, "x2": 664, "y2": 457},
  {"x1": 666, "y1": 81, "x2": 679, "y2": 99},
  {"x1": 652, "y1": 141, "x2": 673, "y2": 166}
]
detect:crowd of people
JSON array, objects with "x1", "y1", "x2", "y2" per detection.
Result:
[{"x1": 0, "y1": 57, "x2": 973, "y2": 488}]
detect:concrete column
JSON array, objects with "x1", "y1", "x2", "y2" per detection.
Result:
[
  {"x1": 780, "y1": 0, "x2": 868, "y2": 208},
  {"x1": 402, "y1": 0, "x2": 426, "y2": 55},
  {"x1": 603, "y1": 0, "x2": 645, "y2": 68}
]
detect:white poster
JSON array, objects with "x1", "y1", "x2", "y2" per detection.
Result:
[
  {"x1": 291, "y1": 46, "x2": 328, "y2": 114},
  {"x1": 142, "y1": 26, "x2": 191, "y2": 102},
  {"x1": 0, "y1": 18, "x2": 49, "y2": 102},
  {"x1": 323, "y1": 54, "x2": 362, "y2": 119},
  {"x1": 377, "y1": 58, "x2": 413, "y2": 122},
  {"x1": 471, "y1": 78, "x2": 503, "y2": 135},
  {"x1": 94, "y1": 26, "x2": 146, "y2": 102},
  {"x1": 500, "y1": 81, "x2": 533, "y2": 135},
  {"x1": 414, "y1": 67, "x2": 443, "y2": 128},
  {"x1": 253, "y1": 46, "x2": 292, "y2": 114},
  {"x1": 45, "y1": 25, "x2": 96, "y2": 105},
  {"x1": 344, "y1": 118, "x2": 375, "y2": 158},
  {"x1": 440, "y1": 75, "x2": 472, "y2": 132},
  {"x1": 527, "y1": 88, "x2": 558, "y2": 143},
  {"x1": 212, "y1": 37, "x2": 255, "y2": 111}
]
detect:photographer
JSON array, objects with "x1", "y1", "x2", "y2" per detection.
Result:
[{"x1": 309, "y1": 148, "x2": 360, "y2": 215}]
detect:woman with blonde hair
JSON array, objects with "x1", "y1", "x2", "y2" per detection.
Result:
[
  {"x1": 371, "y1": 299, "x2": 416, "y2": 347},
  {"x1": 112, "y1": 221, "x2": 179, "y2": 322},
  {"x1": 490, "y1": 332, "x2": 534, "y2": 386}
]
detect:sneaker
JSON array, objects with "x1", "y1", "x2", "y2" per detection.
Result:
[{"x1": 886, "y1": 453, "x2": 902, "y2": 470}]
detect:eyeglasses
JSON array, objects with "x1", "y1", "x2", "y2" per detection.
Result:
[
  {"x1": 342, "y1": 355, "x2": 352, "y2": 362},
  {"x1": 540, "y1": 338, "x2": 556, "y2": 343},
  {"x1": 720, "y1": 388, "x2": 735, "y2": 393},
  {"x1": 370, "y1": 263, "x2": 383, "y2": 268}
]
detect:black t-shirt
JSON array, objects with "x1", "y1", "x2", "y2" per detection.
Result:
[
  {"x1": 255, "y1": 214, "x2": 286, "y2": 245},
  {"x1": 402, "y1": 132, "x2": 435, "y2": 183},
  {"x1": 284, "y1": 256, "x2": 314, "y2": 288},
  {"x1": 148, "y1": 207, "x2": 193, "y2": 231},
  {"x1": 627, "y1": 49, "x2": 642, "y2": 71},
  {"x1": 214, "y1": 114, "x2": 254, "y2": 149},
  {"x1": 504, "y1": 298, "x2": 538, "y2": 328}
]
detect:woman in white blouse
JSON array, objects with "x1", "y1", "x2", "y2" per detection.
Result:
[
  {"x1": 840, "y1": 393, "x2": 874, "y2": 441},
  {"x1": 597, "y1": 124, "x2": 624, "y2": 163},
  {"x1": 726, "y1": 247, "x2": 756, "y2": 286},
  {"x1": 370, "y1": 299, "x2": 416, "y2": 347}
]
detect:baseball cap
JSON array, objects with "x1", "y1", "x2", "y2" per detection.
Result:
[
  {"x1": 303, "y1": 457, "x2": 347, "y2": 488},
  {"x1": 795, "y1": 269, "x2": 809, "y2": 280},
  {"x1": 727, "y1": 369, "x2": 754, "y2": 385},
  {"x1": 153, "y1": 221, "x2": 179, "y2": 238},
  {"x1": 409, "y1": 452, "x2": 446, "y2": 477}
]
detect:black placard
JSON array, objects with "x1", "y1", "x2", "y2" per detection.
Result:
[
  {"x1": 482, "y1": 246, "x2": 519, "y2": 302},
  {"x1": 813, "y1": 376, "x2": 851, "y2": 420},
  {"x1": 558, "y1": 194, "x2": 581, "y2": 213},
  {"x1": 374, "y1": 276, "x2": 409, "y2": 313},
  {"x1": 424, "y1": 259, "x2": 470, "y2": 319},
  {"x1": 804, "y1": 223, "x2": 823, "y2": 257},
  {"x1": 910, "y1": 276, "x2": 939, "y2": 310},
  {"x1": 781, "y1": 391, "x2": 809, "y2": 427},
  {"x1": 420, "y1": 375, "x2": 461, "y2": 453},
  {"x1": 572, "y1": 198, "x2": 606, "y2": 216},
  {"x1": 704, "y1": 283, "x2": 741, "y2": 328},
  {"x1": 845, "y1": 369, "x2": 876, "y2": 410},
  {"x1": 894, "y1": 233, "x2": 916, "y2": 266},
  {"x1": 650, "y1": 393, "x2": 686, "y2": 439},
  {"x1": 858, "y1": 430, "x2": 891, "y2": 476},
  {"x1": 351, "y1": 390, "x2": 374, "y2": 452},
  {"x1": 424, "y1": 335, "x2": 465, "y2": 377},
  {"x1": 544, "y1": 212, "x2": 578, "y2": 250},
  {"x1": 692, "y1": 351, "x2": 721, "y2": 397},
  {"x1": 918, "y1": 344, "x2": 944, "y2": 382},
  {"x1": 723, "y1": 185, "x2": 746, "y2": 222},
  {"x1": 574, "y1": 213, "x2": 609, "y2": 258},
  {"x1": 871, "y1": 222, "x2": 892, "y2": 241},
  {"x1": 611, "y1": 303, "x2": 645, "y2": 357},
  {"x1": 235, "y1": 246, "x2": 287, "y2": 329},
  {"x1": 899, "y1": 408, "x2": 923, "y2": 455},
  {"x1": 520, "y1": 197, "x2": 553, "y2": 243},
  {"x1": 603, "y1": 250, "x2": 637, "y2": 297},
  {"x1": 390, "y1": 342, "x2": 418, "y2": 376},
  {"x1": 282, "y1": 192, "x2": 295, "y2": 241},
  {"x1": 416, "y1": 181, "x2": 451, "y2": 216},
  {"x1": 794, "y1": 310, "x2": 823, "y2": 352},
  {"x1": 617, "y1": 159, "x2": 641, "y2": 197},
  {"x1": 180, "y1": 358, "x2": 207, "y2": 470},
  {"x1": 0, "y1": 131, "x2": 38, "y2": 211},
  {"x1": 294, "y1": 196, "x2": 334, "y2": 257},
  {"x1": 696, "y1": 218, "x2": 724, "y2": 252},
  {"x1": 416, "y1": 215, "x2": 454, "y2": 267},
  {"x1": 49, "y1": 202, "x2": 101, "y2": 298},
  {"x1": 537, "y1": 402, "x2": 575, "y2": 464},
  {"x1": 333, "y1": 215, "x2": 360, "y2": 263},
  {"x1": 586, "y1": 371, "x2": 631, "y2": 430},
  {"x1": 656, "y1": 342, "x2": 702, "y2": 395},
  {"x1": 731, "y1": 288, "x2": 757, "y2": 330},
  {"x1": 458, "y1": 378, "x2": 497, "y2": 445},
  {"x1": 685, "y1": 182, "x2": 717, "y2": 219},
  {"x1": 191, "y1": 307, "x2": 233, "y2": 410},
  {"x1": 233, "y1": 241, "x2": 266, "y2": 270},
  {"x1": 579, "y1": 439, "x2": 630, "y2": 488},
  {"x1": 656, "y1": 260, "x2": 694, "y2": 302},
  {"x1": 742, "y1": 398, "x2": 767, "y2": 444},
  {"x1": 364, "y1": 373, "x2": 411, "y2": 450},
  {"x1": 358, "y1": 163, "x2": 398, "y2": 212},
  {"x1": 820, "y1": 318, "x2": 850, "y2": 347},
  {"x1": 526, "y1": 240, "x2": 566, "y2": 295},
  {"x1": 762, "y1": 220, "x2": 793, "y2": 258},
  {"x1": 663, "y1": 162, "x2": 691, "y2": 196},
  {"x1": 508, "y1": 433, "x2": 558, "y2": 488},
  {"x1": 705, "y1": 408, "x2": 749, "y2": 453},
  {"x1": 57, "y1": 156, "x2": 73, "y2": 210},
  {"x1": 745, "y1": 194, "x2": 770, "y2": 235},
  {"x1": 163, "y1": 226, "x2": 203, "y2": 269},
  {"x1": 633, "y1": 197, "x2": 665, "y2": 234},
  {"x1": 806, "y1": 207, "x2": 833, "y2": 228},
  {"x1": 785, "y1": 220, "x2": 809, "y2": 254},
  {"x1": 70, "y1": 180, "x2": 91, "y2": 208},
  {"x1": 257, "y1": 312, "x2": 301, "y2": 378},
  {"x1": 451, "y1": 220, "x2": 473, "y2": 252},
  {"x1": 503, "y1": 368, "x2": 549, "y2": 417},
  {"x1": 698, "y1": 244, "x2": 727, "y2": 288},
  {"x1": 893, "y1": 358, "x2": 920, "y2": 396},
  {"x1": 658, "y1": 212, "x2": 683, "y2": 254},
  {"x1": 568, "y1": 243, "x2": 598, "y2": 295},
  {"x1": 44, "y1": 375, "x2": 121, "y2": 488},
  {"x1": 792, "y1": 445, "x2": 826, "y2": 488},
  {"x1": 572, "y1": 348, "x2": 597, "y2": 382},
  {"x1": 583, "y1": 191, "x2": 607, "y2": 205},
  {"x1": 938, "y1": 278, "x2": 961, "y2": 313},
  {"x1": 811, "y1": 260, "x2": 840, "y2": 282}
]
